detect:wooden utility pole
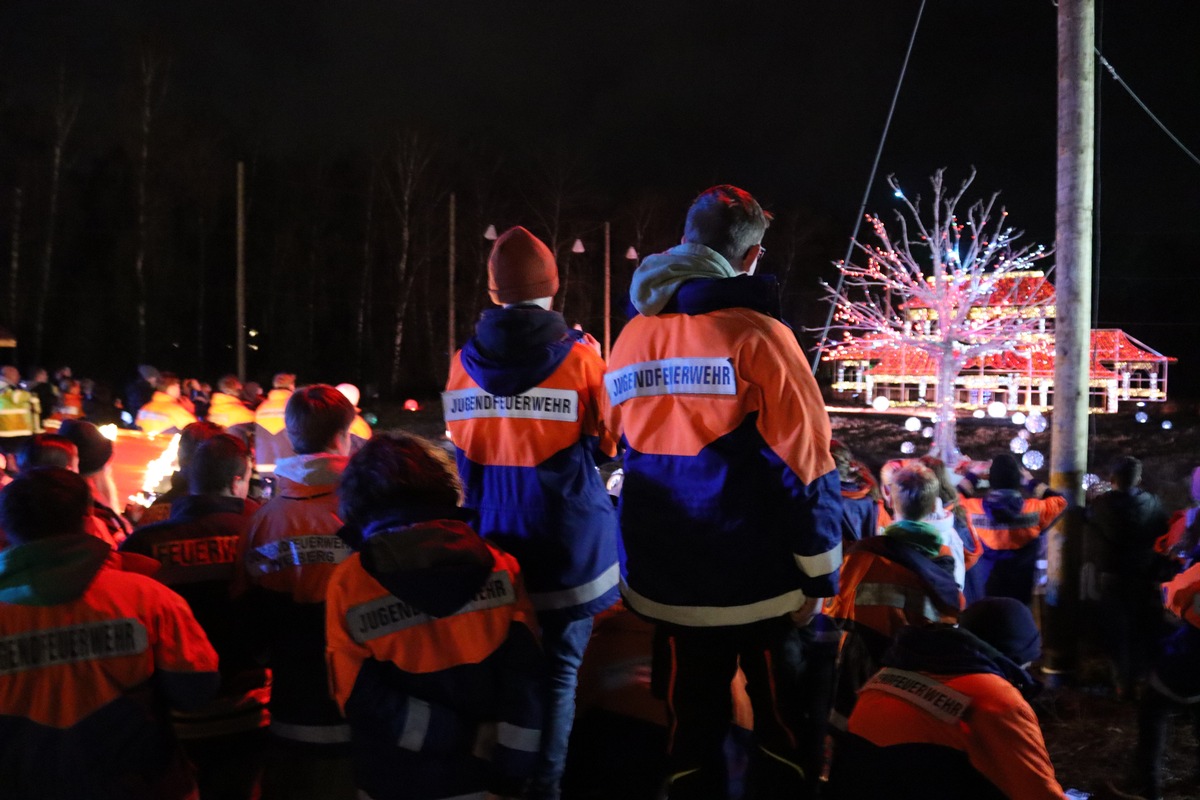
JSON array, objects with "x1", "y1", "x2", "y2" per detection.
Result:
[
  {"x1": 603, "y1": 221, "x2": 611, "y2": 360},
  {"x1": 1044, "y1": 0, "x2": 1095, "y2": 678},
  {"x1": 448, "y1": 192, "x2": 457, "y2": 374},
  {"x1": 236, "y1": 161, "x2": 246, "y2": 382}
]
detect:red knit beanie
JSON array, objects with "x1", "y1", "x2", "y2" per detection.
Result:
[{"x1": 488, "y1": 226, "x2": 559, "y2": 305}]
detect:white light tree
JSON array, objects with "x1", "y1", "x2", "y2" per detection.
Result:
[{"x1": 821, "y1": 168, "x2": 1054, "y2": 463}]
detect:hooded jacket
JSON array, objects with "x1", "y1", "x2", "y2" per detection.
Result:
[
  {"x1": 325, "y1": 512, "x2": 544, "y2": 800},
  {"x1": 603, "y1": 244, "x2": 842, "y2": 627},
  {"x1": 963, "y1": 488, "x2": 1067, "y2": 552},
  {"x1": 825, "y1": 522, "x2": 963, "y2": 726},
  {"x1": 0, "y1": 534, "x2": 219, "y2": 800},
  {"x1": 206, "y1": 391, "x2": 255, "y2": 429},
  {"x1": 445, "y1": 306, "x2": 620, "y2": 620},
  {"x1": 1087, "y1": 486, "x2": 1169, "y2": 583},
  {"x1": 236, "y1": 453, "x2": 354, "y2": 748},
  {"x1": 831, "y1": 624, "x2": 1064, "y2": 800},
  {"x1": 839, "y1": 469, "x2": 881, "y2": 545},
  {"x1": 121, "y1": 494, "x2": 269, "y2": 739}
]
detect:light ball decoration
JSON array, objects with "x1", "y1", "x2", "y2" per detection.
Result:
[
  {"x1": 872, "y1": 396, "x2": 891, "y2": 412},
  {"x1": 1022, "y1": 450, "x2": 1045, "y2": 471},
  {"x1": 403, "y1": 399, "x2": 420, "y2": 412},
  {"x1": 1082, "y1": 473, "x2": 1101, "y2": 490},
  {"x1": 921, "y1": 426, "x2": 934, "y2": 439},
  {"x1": 1162, "y1": 420, "x2": 1174, "y2": 430},
  {"x1": 1135, "y1": 411, "x2": 1149, "y2": 424},
  {"x1": 1011, "y1": 411, "x2": 1027, "y2": 426},
  {"x1": 987, "y1": 401, "x2": 1007, "y2": 419},
  {"x1": 1010, "y1": 436, "x2": 1029, "y2": 455},
  {"x1": 1024, "y1": 412, "x2": 1047, "y2": 434},
  {"x1": 972, "y1": 409, "x2": 986, "y2": 419},
  {"x1": 904, "y1": 416, "x2": 922, "y2": 432},
  {"x1": 900, "y1": 441, "x2": 916, "y2": 455}
]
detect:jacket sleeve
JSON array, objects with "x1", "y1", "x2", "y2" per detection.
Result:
[
  {"x1": 579, "y1": 344, "x2": 619, "y2": 463},
  {"x1": 742, "y1": 316, "x2": 842, "y2": 597},
  {"x1": 486, "y1": 616, "x2": 546, "y2": 796},
  {"x1": 148, "y1": 582, "x2": 221, "y2": 711},
  {"x1": 966, "y1": 690, "x2": 1066, "y2": 799}
]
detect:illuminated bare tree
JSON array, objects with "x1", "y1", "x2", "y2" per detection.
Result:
[{"x1": 821, "y1": 169, "x2": 1053, "y2": 462}]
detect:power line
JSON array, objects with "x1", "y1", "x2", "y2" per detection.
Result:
[
  {"x1": 1098, "y1": 53, "x2": 1200, "y2": 169},
  {"x1": 809, "y1": 0, "x2": 927, "y2": 374}
]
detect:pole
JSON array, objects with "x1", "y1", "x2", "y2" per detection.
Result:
[
  {"x1": 1044, "y1": 0, "x2": 1095, "y2": 680},
  {"x1": 236, "y1": 161, "x2": 246, "y2": 382},
  {"x1": 448, "y1": 193, "x2": 456, "y2": 375},
  {"x1": 603, "y1": 221, "x2": 611, "y2": 360}
]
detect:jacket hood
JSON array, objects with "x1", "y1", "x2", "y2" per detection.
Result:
[
  {"x1": 460, "y1": 307, "x2": 577, "y2": 397},
  {"x1": 982, "y1": 489, "x2": 1028, "y2": 523},
  {"x1": 884, "y1": 623, "x2": 1039, "y2": 696},
  {"x1": 630, "y1": 243, "x2": 739, "y2": 316},
  {"x1": 0, "y1": 535, "x2": 112, "y2": 606},
  {"x1": 275, "y1": 453, "x2": 348, "y2": 489},
  {"x1": 357, "y1": 516, "x2": 496, "y2": 618},
  {"x1": 852, "y1": 533, "x2": 962, "y2": 614},
  {"x1": 841, "y1": 469, "x2": 878, "y2": 501}
]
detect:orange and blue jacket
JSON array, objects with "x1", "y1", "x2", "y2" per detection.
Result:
[
  {"x1": 135, "y1": 391, "x2": 198, "y2": 437},
  {"x1": 962, "y1": 488, "x2": 1067, "y2": 552},
  {"x1": 206, "y1": 392, "x2": 256, "y2": 430},
  {"x1": 0, "y1": 534, "x2": 220, "y2": 800},
  {"x1": 603, "y1": 261, "x2": 842, "y2": 626},
  {"x1": 326, "y1": 512, "x2": 544, "y2": 799},
  {"x1": 832, "y1": 623, "x2": 1065, "y2": 800},
  {"x1": 840, "y1": 471, "x2": 881, "y2": 545},
  {"x1": 121, "y1": 493, "x2": 270, "y2": 739},
  {"x1": 253, "y1": 389, "x2": 295, "y2": 474},
  {"x1": 236, "y1": 453, "x2": 354, "y2": 749},
  {"x1": 445, "y1": 306, "x2": 621, "y2": 620},
  {"x1": 824, "y1": 522, "x2": 963, "y2": 726}
]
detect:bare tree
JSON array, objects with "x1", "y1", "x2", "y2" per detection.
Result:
[
  {"x1": 32, "y1": 67, "x2": 80, "y2": 364},
  {"x1": 8, "y1": 186, "x2": 22, "y2": 347},
  {"x1": 132, "y1": 49, "x2": 170, "y2": 361},
  {"x1": 356, "y1": 163, "x2": 377, "y2": 376},
  {"x1": 820, "y1": 169, "x2": 1053, "y2": 461},
  {"x1": 384, "y1": 131, "x2": 434, "y2": 393}
]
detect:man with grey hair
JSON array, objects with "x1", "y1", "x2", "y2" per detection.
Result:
[{"x1": 826, "y1": 463, "x2": 963, "y2": 730}]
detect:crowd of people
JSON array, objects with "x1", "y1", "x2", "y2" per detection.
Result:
[{"x1": 0, "y1": 185, "x2": 1196, "y2": 800}]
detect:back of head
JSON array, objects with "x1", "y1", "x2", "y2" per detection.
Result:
[
  {"x1": 487, "y1": 226, "x2": 559, "y2": 305},
  {"x1": 918, "y1": 455, "x2": 957, "y2": 506},
  {"x1": 178, "y1": 420, "x2": 226, "y2": 469},
  {"x1": 58, "y1": 419, "x2": 114, "y2": 476},
  {"x1": 1110, "y1": 455, "x2": 1142, "y2": 491},
  {"x1": 0, "y1": 468, "x2": 92, "y2": 544},
  {"x1": 989, "y1": 453, "x2": 1022, "y2": 491},
  {"x1": 889, "y1": 463, "x2": 940, "y2": 521},
  {"x1": 1, "y1": 365, "x2": 19, "y2": 386},
  {"x1": 272, "y1": 373, "x2": 296, "y2": 391},
  {"x1": 160, "y1": 372, "x2": 181, "y2": 398},
  {"x1": 189, "y1": 434, "x2": 252, "y2": 495},
  {"x1": 138, "y1": 364, "x2": 160, "y2": 384},
  {"x1": 339, "y1": 433, "x2": 461, "y2": 528},
  {"x1": 218, "y1": 374, "x2": 243, "y2": 395},
  {"x1": 683, "y1": 185, "x2": 771, "y2": 266},
  {"x1": 960, "y1": 597, "x2": 1041, "y2": 666},
  {"x1": 17, "y1": 434, "x2": 78, "y2": 473},
  {"x1": 285, "y1": 385, "x2": 355, "y2": 455}
]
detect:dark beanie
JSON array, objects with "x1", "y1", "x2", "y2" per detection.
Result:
[
  {"x1": 989, "y1": 453, "x2": 1022, "y2": 490},
  {"x1": 961, "y1": 598, "x2": 1041, "y2": 665},
  {"x1": 487, "y1": 226, "x2": 559, "y2": 305},
  {"x1": 58, "y1": 419, "x2": 114, "y2": 476}
]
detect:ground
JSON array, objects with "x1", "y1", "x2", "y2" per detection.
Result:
[{"x1": 379, "y1": 397, "x2": 1200, "y2": 799}]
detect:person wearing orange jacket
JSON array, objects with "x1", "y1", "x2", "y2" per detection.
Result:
[
  {"x1": 135, "y1": 373, "x2": 199, "y2": 437},
  {"x1": 961, "y1": 452, "x2": 1067, "y2": 604},
  {"x1": 254, "y1": 373, "x2": 297, "y2": 478},
  {"x1": 830, "y1": 597, "x2": 1066, "y2": 799},
  {"x1": 445, "y1": 226, "x2": 620, "y2": 800},
  {"x1": 326, "y1": 433, "x2": 545, "y2": 800},
  {"x1": 236, "y1": 385, "x2": 357, "y2": 799},
  {"x1": 207, "y1": 374, "x2": 257, "y2": 434},
  {"x1": 0, "y1": 467, "x2": 220, "y2": 800},
  {"x1": 604, "y1": 186, "x2": 842, "y2": 799},
  {"x1": 825, "y1": 463, "x2": 963, "y2": 731}
]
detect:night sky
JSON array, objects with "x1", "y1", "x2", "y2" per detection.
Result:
[{"x1": 3, "y1": 1, "x2": 1199, "y2": 394}]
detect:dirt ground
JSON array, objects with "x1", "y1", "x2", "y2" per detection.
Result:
[{"x1": 380, "y1": 397, "x2": 1200, "y2": 799}]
